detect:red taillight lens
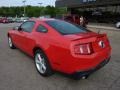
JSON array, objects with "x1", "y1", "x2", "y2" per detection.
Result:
[{"x1": 74, "y1": 43, "x2": 93, "y2": 55}]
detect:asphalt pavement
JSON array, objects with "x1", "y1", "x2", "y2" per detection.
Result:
[{"x1": 0, "y1": 23, "x2": 120, "y2": 90}]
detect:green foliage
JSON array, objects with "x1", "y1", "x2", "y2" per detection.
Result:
[{"x1": 0, "y1": 6, "x2": 67, "y2": 17}]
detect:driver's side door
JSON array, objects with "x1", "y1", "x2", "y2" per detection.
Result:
[{"x1": 13, "y1": 21, "x2": 35, "y2": 51}]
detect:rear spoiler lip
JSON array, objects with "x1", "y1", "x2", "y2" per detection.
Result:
[
  {"x1": 71, "y1": 33, "x2": 107, "y2": 43},
  {"x1": 71, "y1": 34, "x2": 99, "y2": 41},
  {"x1": 97, "y1": 33, "x2": 107, "y2": 38}
]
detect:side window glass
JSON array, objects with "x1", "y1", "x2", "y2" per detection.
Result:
[
  {"x1": 21, "y1": 21, "x2": 35, "y2": 32},
  {"x1": 36, "y1": 25, "x2": 48, "y2": 33}
]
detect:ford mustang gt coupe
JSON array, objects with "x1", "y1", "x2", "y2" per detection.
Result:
[{"x1": 8, "y1": 19, "x2": 111, "y2": 79}]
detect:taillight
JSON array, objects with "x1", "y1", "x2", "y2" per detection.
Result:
[{"x1": 74, "y1": 43, "x2": 93, "y2": 55}]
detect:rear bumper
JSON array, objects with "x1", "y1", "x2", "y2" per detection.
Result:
[
  {"x1": 72, "y1": 57, "x2": 111, "y2": 78},
  {"x1": 57, "y1": 46, "x2": 111, "y2": 74}
]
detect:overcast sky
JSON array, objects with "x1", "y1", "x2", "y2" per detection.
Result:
[{"x1": 0, "y1": 0, "x2": 56, "y2": 7}]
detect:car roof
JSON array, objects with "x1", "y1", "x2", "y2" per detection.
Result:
[{"x1": 30, "y1": 18, "x2": 56, "y2": 22}]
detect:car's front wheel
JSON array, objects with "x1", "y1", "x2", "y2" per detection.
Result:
[
  {"x1": 34, "y1": 50, "x2": 53, "y2": 77},
  {"x1": 8, "y1": 36, "x2": 16, "y2": 49}
]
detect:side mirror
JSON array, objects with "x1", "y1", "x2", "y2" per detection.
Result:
[
  {"x1": 18, "y1": 27, "x2": 23, "y2": 31},
  {"x1": 13, "y1": 26, "x2": 19, "y2": 30}
]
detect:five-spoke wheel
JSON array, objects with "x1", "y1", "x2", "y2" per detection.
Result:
[{"x1": 34, "y1": 50, "x2": 53, "y2": 76}]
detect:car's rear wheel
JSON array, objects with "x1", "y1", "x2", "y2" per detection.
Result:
[
  {"x1": 8, "y1": 36, "x2": 16, "y2": 49},
  {"x1": 34, "y1": 50, "x2": 53, "y2": 77}
]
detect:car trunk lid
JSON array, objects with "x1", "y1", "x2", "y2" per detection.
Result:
[{"x1": 64, "y1": 32, "x2": 110, "y2": 53}]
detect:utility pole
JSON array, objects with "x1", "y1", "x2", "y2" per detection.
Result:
[
  {"x1": 38, "y1": 3, "x2": 42, "y2": 17},
  {"x1": 22, "y1": 0, "x2": 26, "y2": 17}
]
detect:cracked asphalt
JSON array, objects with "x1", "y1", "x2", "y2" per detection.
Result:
[{"x1": 0, "y1": 23, "x2": 120, "y2": 90}]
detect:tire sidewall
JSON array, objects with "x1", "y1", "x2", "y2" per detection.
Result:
[
  {"x1": 34, "y1": 50, "x2": 53, "y2": 77},
  {"x1": 8, "y1": 36, "x2": 15, "y2": 49}
]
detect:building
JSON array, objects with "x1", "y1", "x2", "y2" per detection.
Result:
[
  {"x1": 56, "y1": 0, "x2": 120, "y2": 12},
  {"x1": 56, "y1": 0, "x2": 120, "y2": 23}
]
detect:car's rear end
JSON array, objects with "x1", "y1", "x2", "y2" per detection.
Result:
[
  {"x1": 63, "y1": 32, "x2": 111, "y2": 78},
  {"x1": 45, "y1": 19, "x2": 111, "y2": 78}
]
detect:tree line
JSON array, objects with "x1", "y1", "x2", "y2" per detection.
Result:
[{"x1": 0, "y1": 5, "x2": 67, "y2": 17}]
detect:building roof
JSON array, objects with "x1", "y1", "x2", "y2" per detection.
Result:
[{"x1": 56, "y1": 0, "x2": 120, "y2": 8}]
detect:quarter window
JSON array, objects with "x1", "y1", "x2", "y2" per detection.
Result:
[{"x1": 36, "y1": 25, "x2": 48, "y2": 33}]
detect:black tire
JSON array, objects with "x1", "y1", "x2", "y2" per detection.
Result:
[
  {"x1": 34, "y1": 50, "x2": 53, "y2": 77},
  {"x1": 8, "y1": 36, "x2": 16, "y2": 49}
]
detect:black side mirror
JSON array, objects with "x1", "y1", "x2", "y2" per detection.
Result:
[
  {"x1": 13, "y1": 26, "x2": 19, "y2": 30},
  {"x1": 18, "y1": 27, "x2": 23, "y2": 31}
]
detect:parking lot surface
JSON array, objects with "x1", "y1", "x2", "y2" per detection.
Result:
[{"x1": 0, "y1": 23, "x2": 120, "y2": 90}]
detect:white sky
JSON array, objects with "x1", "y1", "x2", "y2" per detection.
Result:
[{"x1": 0, "y1": 0, "x2": 56, "y2": 7}]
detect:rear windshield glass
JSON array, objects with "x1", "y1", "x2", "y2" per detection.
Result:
[{"x1": 46, "y1": 20, "x2": 89, "y2": 35}]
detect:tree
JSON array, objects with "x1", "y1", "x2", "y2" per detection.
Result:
[{"x1": 0, "y1": 6, "x2": 67, "y2": 17}]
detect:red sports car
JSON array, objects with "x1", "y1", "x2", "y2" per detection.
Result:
[
  {"x1": 8, "y1": 19, "x2": 111, "y2": 79},
  {"x1": 0, "y1": 18, "x2": 9, "y2": 23}
]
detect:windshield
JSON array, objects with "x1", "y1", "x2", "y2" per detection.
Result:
[{"x1": 46, "y1": 20, "x2": 90, "y2": 35}]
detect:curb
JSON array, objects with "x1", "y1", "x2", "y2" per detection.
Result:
[{"x1": 88, "y1": 25, "x2": 120, "y2": 32}]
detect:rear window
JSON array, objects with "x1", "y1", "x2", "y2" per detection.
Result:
[{"x1": 46, "y1": 20, "x2": 89, "y2": 35}]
